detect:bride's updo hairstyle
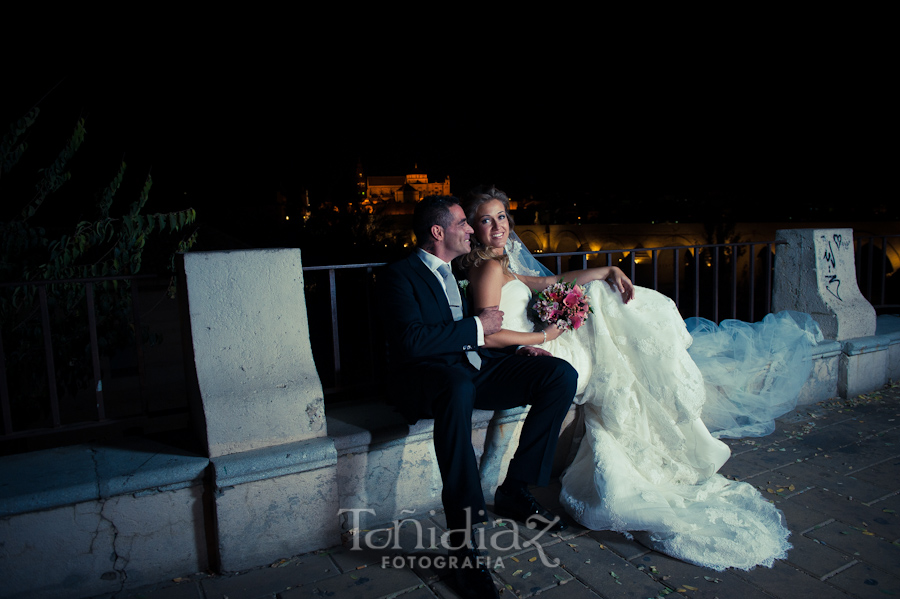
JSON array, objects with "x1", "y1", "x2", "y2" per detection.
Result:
[{"x1": 459, "y1": 185, "x2": 514, "y2": 273}]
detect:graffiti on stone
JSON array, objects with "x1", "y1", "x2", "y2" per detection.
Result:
[{"x1": 820, "y1": 233, "x2": 844, "y2": 301}]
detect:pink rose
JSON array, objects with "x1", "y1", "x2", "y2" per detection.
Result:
[
  {"x1": 563, "y1": 290, "x2": 581, "y2": 307},
  {"x1": 571, "y1": 313, "x2": 584, "y2": 329}
]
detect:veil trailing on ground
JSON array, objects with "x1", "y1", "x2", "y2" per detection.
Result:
[
  {"x1": 686, "y1": 313, "x2": 822, "y2": 438},
  {"x1": 503, "y1": 231, "x2": 822, "y2": 439}
]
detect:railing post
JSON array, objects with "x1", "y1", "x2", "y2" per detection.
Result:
[
  {"x1": 713, "y1": 246, "x2": 720, "y2": 323},
  {"x1": 329, "y1": 268, "x2": 341, "y2": 387},
  {"x1": 673, "y1": 248, "x2": 680, "y2": 309},
  {"x1": 749, "y1": 249, "x2": 756, "y2": 322},
  {"x1": 881, "y1": 236, "x2": 888, "y2": 305},
  {"x1": 130, "y1": 280, "x2": 148, "y2": 414},
  {"x1": 38, "y1": 285, "x2": 61, "y2": 427},
  {"x1": 765, "y1": 243, "x2": 774, "y2": 314},
  {"x1": 693, "y1": 247, "x2": 700, "y2": 318},
  {"x1": 730, "y1": 244, "x2": 737, "y2": 319},
  {"x1": 84, "y1": 283, "x2": 106, "y2": 421},
  {"x1": 0, "y1": 333, "x2": 11, "y2": 435}
]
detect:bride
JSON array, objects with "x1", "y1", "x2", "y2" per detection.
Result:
[{"x1": 459, "y1": 185, "x2": 800, "y2": 571}]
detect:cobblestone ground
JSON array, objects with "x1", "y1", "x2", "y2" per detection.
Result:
[{"x1": 97, "y1": 383, "x2": 900, "y2": 599}]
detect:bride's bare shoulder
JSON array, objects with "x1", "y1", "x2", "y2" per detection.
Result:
[{"x1": 467, "y1": 259, "x2": 505, "y2": 287}]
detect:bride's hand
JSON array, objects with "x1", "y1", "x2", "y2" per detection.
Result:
[
  {"x1": 544, "y1": 323, "x2": 564, "y2": 342},
  {"x1": 606, "y1": 267, "x2": 636, "y2": 303}
]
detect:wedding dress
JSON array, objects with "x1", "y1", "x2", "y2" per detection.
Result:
[{"x1": 498, "y1": 235, "x2": 815, "y2": 570}]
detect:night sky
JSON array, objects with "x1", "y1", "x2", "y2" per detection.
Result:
[{"x1": 2, "y1": 30, "x2": 891, "y2": 244}]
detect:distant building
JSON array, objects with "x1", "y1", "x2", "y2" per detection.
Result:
[{"x1": 361, "y1": 166, "x2": 451, "y2": 214}]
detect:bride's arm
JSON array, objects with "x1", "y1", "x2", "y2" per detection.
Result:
[
  {"x1": 469, "y1": 261, "x2": 563, "y2": 349},
  {"x1": 518, "y1": 266, "x2": 635, "y2": 303}
]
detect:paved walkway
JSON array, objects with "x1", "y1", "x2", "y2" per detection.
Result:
[{"x1": 94, "y1": 384, "x2": 900, "y2": 599}]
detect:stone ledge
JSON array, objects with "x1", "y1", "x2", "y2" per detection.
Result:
[
  {"x1": 326, "y1": 399, "x2": 530, "y2": 457},
  {"x1": 211, "y1": 436, "x2": 337, "y2": 488},
  {"x1": 842, "y1": 334, "x2": 893, "y2": 356},
  {"x1": 0, "y1": 439, "x2": 209, "y2": 518},
  {"x1": 812, "y1": 340, "x2": 843, "y2": 359},
  {"x1": 876, "y1": 314, "x2": 900, "y2": 341}
]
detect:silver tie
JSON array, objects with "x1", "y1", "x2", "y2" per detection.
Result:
[{"x1": 438, "y1": 263, "x2": 481, "y2": 369}]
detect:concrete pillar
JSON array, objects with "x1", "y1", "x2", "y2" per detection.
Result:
[
  {"x1": 773, "y1": 228, "x2": 876, "y2": 341},
  {"x1": 182, "y1": 249, "x2": 339, "y2": 571}
]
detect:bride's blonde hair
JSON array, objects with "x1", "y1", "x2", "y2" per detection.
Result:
[{"x1": 458, "y1": 185, "x2": 514, "y2": 274}]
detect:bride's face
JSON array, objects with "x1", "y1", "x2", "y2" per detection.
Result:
[{"x1": 473, "y1": 199, "x2": 510, "y2": 254}]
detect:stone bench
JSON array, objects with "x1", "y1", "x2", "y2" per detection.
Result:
[
  {"x1": 326, "y1": 399, "x2": 582, "y2": 532},
  {"x1": 0, "y1": 439, "x2": 209, "y2": 599}
]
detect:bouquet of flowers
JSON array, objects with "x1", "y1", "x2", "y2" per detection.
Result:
[{"x1": 533, "y1": 279, "x2": 593, "y2": 331}]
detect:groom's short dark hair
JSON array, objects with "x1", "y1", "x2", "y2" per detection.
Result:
[{"x1": 413, "y1": 195, "x2": 461, "y2": 249}]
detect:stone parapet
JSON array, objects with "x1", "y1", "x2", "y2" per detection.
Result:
[
  {"x1": 327, "y1": 400, "x2": 583, "y2": 533},
  {"x1": 182, "y1": 249, "x2": 326, "y2": 458},
  {"x1": 181, "y1": 248, "x2": 340, "y2": 571},
  {"x1": 797, "y1": 340, "x2": 842, "y2": 405},
  {"x1": 0, "y1": 440, "x2": 209, "y2": 599},
  {"x1": 773, "y1": 228, "x2": 876, "y2": 341}
]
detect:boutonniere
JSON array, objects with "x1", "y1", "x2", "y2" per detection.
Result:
[{"x1": 458, "y1": 279, "x2": 469, "y2": 297}]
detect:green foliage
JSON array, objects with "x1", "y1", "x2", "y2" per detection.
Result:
[{"x1": 0, "y1": 109, "x2": 197, "y2": 429}]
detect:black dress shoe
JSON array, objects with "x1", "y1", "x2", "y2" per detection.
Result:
[
  {"x1": 448, "y1": 546, "x2": 499, "y2": 599},
  {"x1": 493, "y1": 485, "x2": 568, "y2": 531}
]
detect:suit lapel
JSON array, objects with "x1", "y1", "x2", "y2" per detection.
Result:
[{"x1": 407, "y1": 253, "x2": 454, "y2": 321}]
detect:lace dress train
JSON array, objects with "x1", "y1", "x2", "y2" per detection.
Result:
[{"x1": 497, "y1": 277, "x2": 792, "y2": 570}]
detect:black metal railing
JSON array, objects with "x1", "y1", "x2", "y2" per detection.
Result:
[
  {"x1": 855, "y1": 234, "x2": 900, "y2": 311},
  {"x1": 0, "y1": 274, "x2": 189, "y2": 447},
  {"x1": 532, "y1": 240, "x2": 786, "y2": 323},
  {"x1": 4, "y1": 235, "x2": 896, "y2": 444},
  {"x1": 301, "y1": 240, "x2": 799, "y2": 396}
]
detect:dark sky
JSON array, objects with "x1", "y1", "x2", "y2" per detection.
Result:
[{"x1": 2, "y1": 33, "x2": 891, "y2": 230}]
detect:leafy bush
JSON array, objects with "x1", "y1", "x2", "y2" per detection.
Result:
[{"x1": 1, "y1": 108, "x2": 197, "y2": 430}]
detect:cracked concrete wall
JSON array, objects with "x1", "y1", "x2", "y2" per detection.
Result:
[
  {"x1": 840, "y1": 347, "x2": 889, "y2": 398},
  {"x1": 798, "y1": 350, "x2": 841, "y2": 405},
  {"x1": 214, "y1": 467, "x2": 338, "y2": 572},
  {"x1": 0, "y1": 486, "x2": 206, "y2": 599},
  {"x1": 337, "y1": 436, "x2": 444, "y2": 531},
  {"x1": 182, "y1": 249, "x2": 325, "y2": 458}
]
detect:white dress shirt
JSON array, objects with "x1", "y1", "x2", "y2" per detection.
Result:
[{"x1": 416, "y1": 249, "x2": 485, "y2": 346}]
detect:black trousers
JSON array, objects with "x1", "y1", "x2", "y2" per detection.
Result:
[{"x1": 404, "y1": 354, "x2": 577, "y2": 532}]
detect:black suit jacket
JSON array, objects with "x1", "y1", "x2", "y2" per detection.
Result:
[{"x1": 379, "y1": 252, "x2": 508, "y2": 422}]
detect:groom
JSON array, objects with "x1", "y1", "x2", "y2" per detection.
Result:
[{"x1": 380, "y1": 195, "x2": 577, "y2": 596}]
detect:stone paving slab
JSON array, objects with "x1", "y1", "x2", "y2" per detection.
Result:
[
  {"x1": 806, "y1": 520, "x2": 900, "y2": 574},
  {"x1": 731, "y1": 562, "x2": 852, "y2": 599},
  {"x1": 544, "y1": 539, "x2": 678, "y2": 599},
  {"x1": 827, "y1": 560, "x2": 900, "y2": 599},
  {"x1": 492, "y1": 546, "x2": 574, "y2": 597},
  {"x1": 200, "y1": 553, "x2": 340, "y2": 599},
  {"x1": 278, "y1": 563, "x2": 424, "y2": 598},
  {"x1": 781, "y1": 486, "x2": 900, "y2": 540},
  {"x1": 774, "y1": 461, "x2": 893, "y2": 503},
  {"x1": 630, "y1": 551, "x2": 772, "y2": 599},
  {"x1": 770, "y1": 496, "x2": 835, "y2": 534},
  {"x1": 781, "y1": 531, "x2": 855, "y2": 577},
  {"x1": 90, "y1": 383, "x2": 900, "y2": 599},
  {"x1": 848, "y1": 455, "x2": 900, "y2": 492}
]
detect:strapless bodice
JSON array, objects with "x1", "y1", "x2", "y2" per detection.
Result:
[{"x1": 498, "y1": 278, "x2": 535, "y2": 334}]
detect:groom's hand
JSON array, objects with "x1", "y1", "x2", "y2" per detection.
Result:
[
  {"x1": 517, "y1": 346, "x2": 552, "y2": 357},
  {"x1": 477, "y1": 306, "x2": 504, "y2": 335}
]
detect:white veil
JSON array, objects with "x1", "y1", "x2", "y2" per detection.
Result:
[
  {"x1": 503, "y1": 231, "x2": 823, "y2": 439},
  {"x1": 505, "y1": 231, "x2": 553, "y2": 277},
  {"x1": 686, "y1": 313, "x2": 823, "y2": 438}
]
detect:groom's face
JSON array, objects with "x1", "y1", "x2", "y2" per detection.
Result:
[{"x1": 440, "y1": 204, "x2": 474, "y2": 260}]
